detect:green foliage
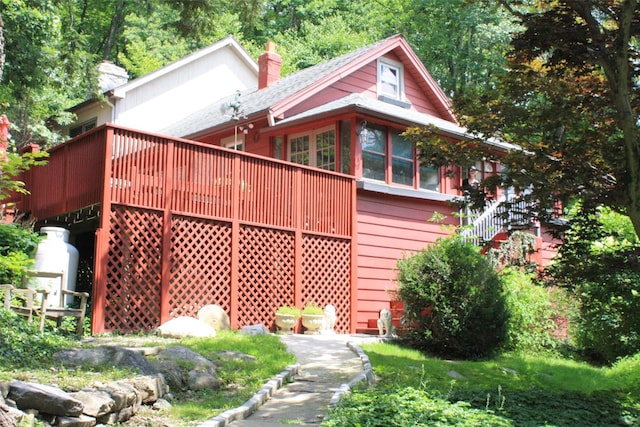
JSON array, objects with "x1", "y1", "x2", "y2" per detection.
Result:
[
  {"x1": 0, "y1": 222, "x2": 39, "y2": 285},
  {"x1": 353, "y1": 341, "x2": 640, "y2": 427},
  {"x1": 548, "y1": 208, "x2": 640, "y2": 363},
  {"x1": 302, "y1": 301, "x2": 323, "y2": 315},
  {"x1": 500, "y1": 268, "x2": 561, "y2": 353},
  {"x1": 323, "y1": 387, "x2": 512, "y2": 427},
  {"x1": 0, "y1": 309, "x2": 70, "y2": 368},
  {"x1": 276, "y1": 305, "x2": 301, "y2": 318},
  {"x1": 396, "y1": 236, "x2": 507, "y2": 359}
]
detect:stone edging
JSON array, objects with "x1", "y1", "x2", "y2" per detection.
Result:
[
  {"x1": 197, "y1": 364, "x2": 300, "y2": 427},
  {"x1": 196, "y1": 337, "x2": 381, "y2": 427}
]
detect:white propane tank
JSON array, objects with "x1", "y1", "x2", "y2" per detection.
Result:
[{"x1": 32, "y1": 227, "x2": 79, "y2": 306}]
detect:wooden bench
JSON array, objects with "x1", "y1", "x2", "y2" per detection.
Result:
[{"x1": 1, "y1": 272, "x2": 89, "y2": 336}]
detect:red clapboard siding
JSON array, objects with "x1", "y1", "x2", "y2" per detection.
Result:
[{"x1": 354, "y1": 190, "x2": 458, "y2": 330}]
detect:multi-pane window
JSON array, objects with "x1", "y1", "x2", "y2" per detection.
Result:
[
  {"x1": 361, "y1": 123, "x2": 440, "y2": 192},
  {"x1": 378, "y1": 59, "x2": 404, "y2": 100},
  {"x1": 391, "y1": 131, "x2": 414, "y2": 186},
  {"x1": 289, "y1": 126, "x2": 335, "y2": 171},
  {"x1": 290, "y1": 134, "x2": 310, "y2": 165}
]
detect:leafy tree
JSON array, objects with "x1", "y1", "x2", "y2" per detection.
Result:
[{"x1": 406, "y1": 1, "x2": 640, "y2": 240}]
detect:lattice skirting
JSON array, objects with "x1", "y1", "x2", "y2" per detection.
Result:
[{"x1": 102, "y1": 206, "x2": 352, "y2": 333}]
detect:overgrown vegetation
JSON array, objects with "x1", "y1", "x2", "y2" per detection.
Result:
[
  {"x1": 547, "y1": 207, "x2": 640, "y2": 364},
  {"x1": 0, "y1": 222, "x2": 40, "y2": 285},
  {"x1": 0, "y1": 312, "x2": 295, "y2": 424},
  {"x1": 396, "y1": 236, "x2": 507, "y2": 359}
]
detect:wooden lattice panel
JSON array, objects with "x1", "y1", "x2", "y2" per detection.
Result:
[
  {"x1": 169, "y1": 215, "x2": 232, "y2": 317},
  {"x1": 238, "y1": 225, "x2": 295, "y2": 328},
  {"x1": 302, "y1": 235, "x2": 351, "y2": 333},
  {"x1": 105, "y1": 206, "x2": 162, "y2": 332}
]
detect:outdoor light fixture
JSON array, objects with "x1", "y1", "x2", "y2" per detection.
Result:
[{"x1": 357, "y1": 120, "x2": 369, "y2": 145}]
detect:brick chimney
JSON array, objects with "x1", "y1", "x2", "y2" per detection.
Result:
[{"x1": 258, "y1": 41, "x2": 282, "y2": 89}]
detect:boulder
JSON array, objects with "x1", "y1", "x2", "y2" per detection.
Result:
[
  {"x1": 197, "y1": 304, "x2": 231, "y2": 331},
  {"x1": 156, "y1": 346, "x2": 219, "y2": 391},
  {"x1": 8, "y1": 382, "x2": 83, "y2": 417},
  {"x1": 69, "y1": 390, "x2": 114, "y2": 417},
  {"x1": 156, "y1": 316, "x2": 217, "y2": 338},
  {"x1": 53, "y1": 346, "x2": 158, "y2": 375}
]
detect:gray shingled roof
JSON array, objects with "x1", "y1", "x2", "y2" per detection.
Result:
[
  {"x1": 161, "y1": 36, "x2": 395, "y2": 138},
  {"x1": 272, "y1": 93, "x2": 518, "y2": 152}
]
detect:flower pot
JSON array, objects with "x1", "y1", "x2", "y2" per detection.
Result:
[
  {"x1": 275, "y1": 313, "x2": 298, "y2": 334},
  {"x1": 301, "y1": 314, "x2": 325, "y2": 335}
]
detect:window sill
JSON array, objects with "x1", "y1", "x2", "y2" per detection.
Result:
[
  {"x1": 356, "y1": 179, "x2": 457, "y2": 202},
  {"x1": 377, "y1": 95, "x2": 412, "y2": 109}
]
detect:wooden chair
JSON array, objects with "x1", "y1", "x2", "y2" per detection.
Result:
[
  {"x1": 1, "y1": 271, "x2": 90, "y2": 336},
  {"x1": 0, "y1": 284, "x2": 47, "y2": 331}
]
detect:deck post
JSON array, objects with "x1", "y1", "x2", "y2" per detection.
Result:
[
  {"x1": 293, "y1": 168, "x2": 303, "y2": 333},
  {"x1": 349, "y1": 179, "x2": 358, "y2": 333},
  {"x1": 159, "y1": 141, "x2": 174, "y2": 325},
  {"x1": 229, "y1": 155, "x2": 241, "y2": 329},
  {"x1": 92, "y1": 127, "x2": 114, "y2": 334}
]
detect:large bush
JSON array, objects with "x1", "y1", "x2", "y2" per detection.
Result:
[
  {"x1": 501, "y1": 268, "x2": 563, "y2": 352},
  {"x1": 0, "y1": 222, "x2": 40, "y2": 285},
  {"x1": 547, "y1": 207, "x2": 640, "y2": 363},
  {"x1": 396, "y1": 236, "x2": 507, "y2": 359}
]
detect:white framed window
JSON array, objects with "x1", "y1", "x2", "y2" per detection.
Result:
[
  {"x1": 377, "y1": 58, "x2": 404, "y2": 101},
  {"x1": 221, "y1": 134, "x2": 244, "y2": 151},
  {"x1": 288, "y1": 126, "x2": 336, "y2": 171}
]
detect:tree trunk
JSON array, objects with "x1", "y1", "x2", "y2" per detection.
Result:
[
  {"x1": 102, "y1": 0, "x2": 125, "y2": 60},
  {"x1": 0, "y1": 13, "x2": 5, "y2": 85}
]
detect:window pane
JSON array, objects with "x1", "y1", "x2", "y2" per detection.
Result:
[
  {"x1": 392, "y1": 132, "x2": 413, "y2": 159},
  {"x1": 340, "y1": 120, "x2": 351, "y2": 174},
  {"x1": 361, "y1": 127, "x2": 385, "y2": 153},
  {"x1": 363, "y1": 152, "x2": 386, "y2": 181},
  {"x1": 274, "y1": 136, "x2": 283, "y2": 160},
  {"x1": 392, "y1": 158, "x2": 414, "y2": 186},
  {"x1": 380, "y1": 63, "x2": 399, "y2": 98},
  {"x1": 290, "y1": 135, "x2": 310, "y2": 165},
  {"x1": 420, "y1": 165, "x2": 440, "y2": 191},
  {"x1": 316, "y1": 130, "x2": 335, "y2": 171}
]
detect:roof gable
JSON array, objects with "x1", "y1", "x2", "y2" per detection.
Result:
[
  {"x1": 111, "y1": 35, "x2": 258, "y2": 98},
  {"x1": 164, "y1": 34, "x2": 455, "y2": 138}
]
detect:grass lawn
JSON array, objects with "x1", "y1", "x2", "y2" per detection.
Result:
[{"x1": 323, "y1": 341, "x2": 640, "y2": 427}]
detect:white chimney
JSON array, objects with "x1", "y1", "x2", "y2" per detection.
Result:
[{"x1": 97, "y1": 60, "x2": 129, "y2": 92}]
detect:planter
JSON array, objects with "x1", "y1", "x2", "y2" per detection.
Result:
[
  {"x1": 275, "y1": 313, "x2": 298, "y2": 334},
  {"x1": 301, "y1": 314, "x2": 325, "y2": 335}
]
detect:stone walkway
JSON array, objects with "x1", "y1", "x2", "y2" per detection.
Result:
[{"x1": 199, "y1": 334, "x2": 381, "y2": 427}]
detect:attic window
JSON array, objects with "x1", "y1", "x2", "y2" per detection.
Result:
[{"x1": 377, "y1": 58, "x2": 404, "y2": 101}]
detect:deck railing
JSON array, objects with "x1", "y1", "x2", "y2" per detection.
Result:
[{"x1": 23, "y1": 124, "x2": 354, "y2": 237}]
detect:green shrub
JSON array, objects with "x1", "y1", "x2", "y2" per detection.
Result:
[
  {"x1": 0, "y1": 309, "x2": 70, "y2": 368},
  {"x1": 547, "y1": 207, "x2": 640, "y2": 363},
  {"x1": 396, "y1": 236, "x2": 508, "y2": 359},
  {"x1": 323, "y1": 387, "x2": 511, "y2": 427},
  {"x1": 0, "y1": 222, "x2": 40, "y2": 285},
  {"x1": 573, "y1": 251, "x2": 640, "y2": 363},
  {"x1": 501, "y1": 268, "x2": 561, "y2": 352}
]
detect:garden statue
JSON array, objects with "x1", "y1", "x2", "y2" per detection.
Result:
[
  {"x1": 323, "y1": 304, "x2": 336, "y2": 334},
  {"x1": 377, "y1": 308, "x2": 395, "y2": 336}
]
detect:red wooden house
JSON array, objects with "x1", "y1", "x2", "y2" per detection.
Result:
[{"x1": 10, "y1": 34, "x2": 557, "y2": 334}]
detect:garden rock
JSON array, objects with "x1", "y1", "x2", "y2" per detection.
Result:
[
  {"x1": 240, "y1": 324, "x2": 268, "y2": 335},
  {"x1": 57, "y1": 414, "x2": 96, "y2": 427},
  {"x1": 8, "y1": 382, "x2": 84, "y2": 417},
  {"x1": 53, "y1": 346, "x2": 158, "y2": 375},
  {"x1": 69, "y1": 390, "x2": 114, "y2": 417},
  {"x1": 197, "y1": 304, "x2": 231, "y2": 331},
  {"x1": 155, "y1": 346, "x2": 219, "y2": 391},
  {"x1": 156, "y1": 316, "x2": 217, "y2": 338}
]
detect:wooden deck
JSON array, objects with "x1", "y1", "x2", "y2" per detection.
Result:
[{"x1": 16, "y1": 124, "x2": 357, "y2": 333}]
